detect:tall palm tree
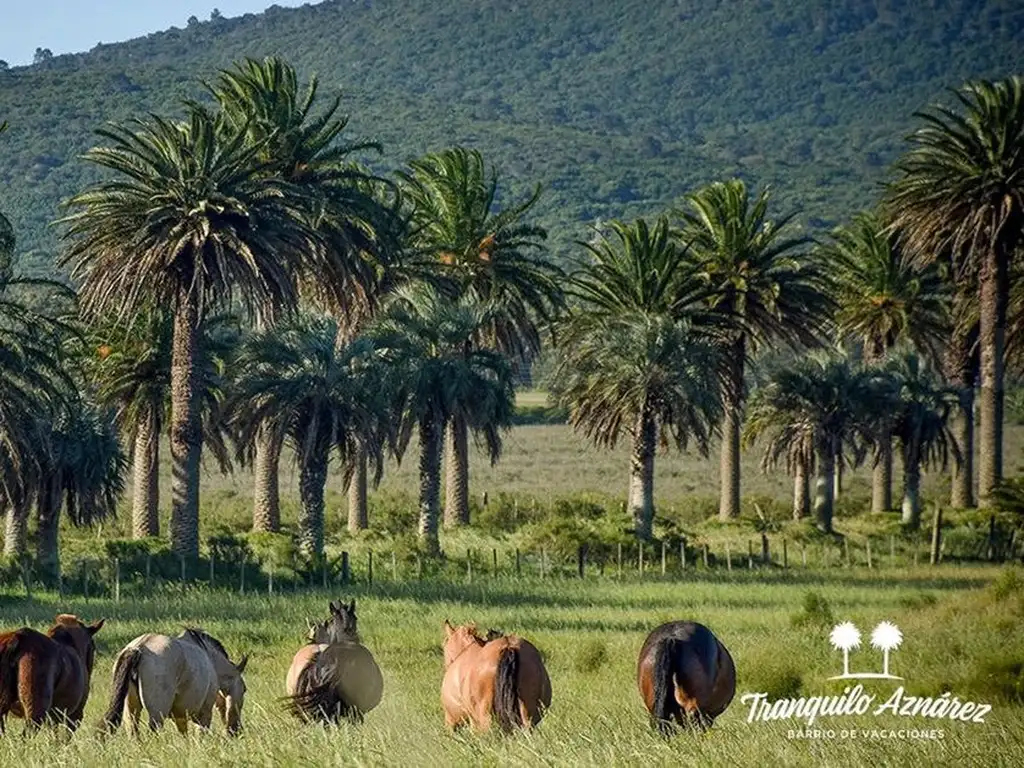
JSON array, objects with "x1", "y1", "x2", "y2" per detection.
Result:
[
  {"x1": 61, "y1": 105, "x2": 320, "y2": 559},
  {"x1": 887, "y1": 76, "x2": 1024, "y2": 506},
  {"x1": 207, "y1": 56, "x2": 398, "y2": 535},
  {"x1": 228, "y1": 316, "x2": 388, "y2": 559},
  {"x1": 372, "y1": 286, "x2": 515, "y2": 555},
  {"x1": 822, "y1": 211, "x2": 949, "y2": 513},
  {"x1": 674, "y1": 180, "x2": 831, "y2": 521},
  {"x1": 886, "y1": 353, "x2": 961, "y2": 528},
  {"x1": 744, "y1": 354, "x2": 879, "y2": 532},
  {"x1": 35, "y1": 401, "x2": 126, "y2": 582},
  {"x1": 88, "y1": 311, "x2": 237, "y2": 538},
  {"x1": 398, "y1": 147, "x2": 562, "y2": 527},
  {"x1": 553, "y1": 218, "x2": 724, "y2": 539}
]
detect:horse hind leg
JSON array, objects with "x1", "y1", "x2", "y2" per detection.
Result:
[{"x1": 126, "y1": 685, "x2": 143, "y2": 737}]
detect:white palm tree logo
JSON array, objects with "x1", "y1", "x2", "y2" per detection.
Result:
[
  {"x1": 829, "y1": 621, "x2": 861, "y2": 679},
  {"x1": 827, "y1": 620, "x2": 905, "y2": 680},
  {"x1": 870, "y1": 621, "x2": 904, "y2": 680}
]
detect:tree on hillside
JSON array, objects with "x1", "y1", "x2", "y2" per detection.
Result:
[
  {"x1": 61, "y1": 105, "x2": 321, "y2": 560},
  {"x1": 398, "y1": 147, "x2": 562, "y2": 527},
  {"x1": 208, "y1": 56, "x2": 399, "y2": 535},
  {"x1": 674, "y1": 180, "x2": 830, "y2": 522},
  {"x1": 552, "y1": 217, "x2": 724, "y2": 540},
  {"x1": 228, "y1": 316, "x2": 389, "y2": 559},
  {"x1": 88, "y1": 311, "x2": 236, "y2": 538},
  {"x1": 743, "y1": 354, "x2": 880, "y2": 533},
  {"x1": 822, "y1": 211, "x2": 949, "y2": 513},
  {"x1": 886, "y1": 352, "x2": 960, "y2": 528},
  {"x1": 887, "y1": 76, "x2": 1024, "y2": 507},
  {"x1": 371, "y1": 286, "x2": 515, "y2": 555}
]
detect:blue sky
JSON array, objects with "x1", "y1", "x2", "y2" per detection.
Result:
[{"x1": 0, "y1": 1, "x2": 313, "y2": 66}]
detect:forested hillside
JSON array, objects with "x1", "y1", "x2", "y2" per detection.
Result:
[{"x1": 0, "y1": 0, "x2": 1021, "y2": 274}]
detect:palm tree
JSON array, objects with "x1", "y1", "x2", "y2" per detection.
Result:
[
  {"x1": 822, "y1": 212, "x2": 949, "y2": 513},
  {"x1": 552, "y1": 218, "x2": 724, "y2": 539},
  {"x1": 371, "y1": 286, "x2": 515, "y2": 555},
  {"x1": 886, "y1": 77, "x2": 1024, "y2": 506},
  {"x1": 228, "y1": 316, "x2": 388, "y2": 559},
  {"x1": 88, "y1": 311, "x2": 237, "y2": 538},
  {"x1": 744, "y1": 354, "x2": 879, "y2": 533},
  {"x1": 675, "y1": 180, "x2": 831, "y2": 521},
  {"x1": 207, "y1": 56, "x2": 398, "y2": 535},
  {"x1": 60, "y1": 105, "x2": 319, "y2": 559},
  {"x1": 398, "y1": 147, "x2": 562, "y2": 527},
  {"x1": 829, "y1": 621, "x2": 862, "y2": 678},
  {"x1": 35, "y1": 401, "x2": 126, "y2": 582},
  {"x1": 870, "y1": 621, "x2": 903, "y2": 679},
  {"x1": 886, "y1": 353, "x2": 961, "y2": 528}
]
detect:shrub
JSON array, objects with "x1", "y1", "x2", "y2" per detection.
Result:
[
  {"x1": 992, "y1": 568, "x2": 1024, "y2": 601},
  {"x1": 967, "y1": 657, "x2": 1024, "y2": 703},
  {"x1": 790, "y1": 590, "x2": 834, "y2": 629},
  {"x1": 574, "y1": 639, "x2": 608, "y2": 673}
]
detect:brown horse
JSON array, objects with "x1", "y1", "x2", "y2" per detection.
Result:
[
  {"x1": 284, "y1": 600, "x2": 383, "y2": 724},
  {"x1": 441, "y1": 621, "x2": 551, "y2": 733},
  {"x1": 636, "y1": 620, "x2": 735, "y2": 734},
  {"x1": 0, "y1": 614, "x2": 105, "y2": 733}
]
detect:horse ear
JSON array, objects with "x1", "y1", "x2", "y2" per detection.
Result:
[
  {"x1": 236, "y1": 654, "x2": 249, "y2": 674},
  {"x1": 443, "y1": 619, "x2": 454, "y2": 635},
  {"x1": 88, "y1": 619, "x2": 106, "y2": 635},
  {"x1": 305, "y1": 617, "x2": 314, "y2": 631},
  {"x1": 349, "y1": 600, "x2": 356, "y2": 614},
  {"x1": 329, "y1": 600, "x2": 341, "y2": 615}
]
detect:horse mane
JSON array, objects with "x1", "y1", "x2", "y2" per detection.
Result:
[{"x1": 182, "y1": 627, "x2": 229, "y2": 660}]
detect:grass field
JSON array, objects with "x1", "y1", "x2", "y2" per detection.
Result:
[{"x1": 1, "y1": 566, "x2": 1022, "y2": 766}]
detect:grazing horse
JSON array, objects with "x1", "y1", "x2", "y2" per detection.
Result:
[
  {"x1": 101, "y1": 628, "x2": 248, "y2": 736},
  {"x1": 441, "y1": 621, "x2": 551, "y2": 733},
  {"x1": 0, "y1": 614, "x2": 104, "y2": 733},
  {"x1": 636, "y1": 621, "x2": 736, "y2": 734},
  {"x1": 284, "y1": 600, "x2": 383, "y2": 723}
]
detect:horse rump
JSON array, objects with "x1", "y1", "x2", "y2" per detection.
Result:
[
  {"x1": 100, "y1": 646, "x2": 142, "y2": 732},
  {"x1": 284, "y1": 656, "x2": 358, "y2": 724},
  {"x1": 492, "y1": 646, "x2": 523, "y2": 732},
  {"x1": 0, "y1": 632, "x2": 21, "y2": 711}
]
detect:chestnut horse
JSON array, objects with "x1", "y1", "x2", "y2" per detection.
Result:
[
  {"x1": 284, "y1": 600, "x2": 383, "y2": 724},
  {"x1": 637, "y1": 620, "x2": 735, "y2": 734},
  {"x1": 0, "y1": 614, "x2": 105, "y2": 732},
  {"x1": 441, "y1": 621, "x2": 551, "y2": 733}
]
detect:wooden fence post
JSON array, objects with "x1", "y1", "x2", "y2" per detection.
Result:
[
  {"x1": 680, "y1": 538, "x2": 687, "y2": 570},
  {"x1": 747, "y1": 540, "x2": 753, "y2": 569},
  {"x1": 761, "y1": 533, "x2": 770, "y2": 566},
  {"x1": 209, "y1": 554, "x2": 215, "y2": 588},
  {"x1": 639, "y1": 544, "x2": 644, "y2": 577},
  {"x1": 541, "y1": 547, "x2": 547, "y2": 578},
  {"x1": 83, "y1": 563, "x2": 88, "y2": 602},
  {"x1": 391, "y1": 551, "x2": 398, "y2": 582},
  {"x1": 578, "y1": 545, "x2": 586, "y2": 579},
  {"x1": 866, "y1": 539, "x2": 873, "y2": 569},
  {"x1": 114, "y1": 558, "x2": 121, "y2": 604},
  {"x1": 368, "y1": 550, "x2": 374, "y2": 586},
  {"x1": 702, "y1": 543, "x2": 709, "y2": 568},
  {"x1": 515, "y1": 548, "x2": 521, "y2": 578},
  {"x1": 890, "y1": 534, "x2": 896, "y2": 563},
  {"x1": 617, "y1": 543, "x2": 623, "y2": 578},
  {"x1": 240, "y1": 559, "x2": 246, "y2": 595},
  {"x1": 844, "y1": 538, "x2": 851, "y2": 567},
  {"x1": 324, "y1": 558, "x2": 330, "y2": 588},
  {"x1": 801, "y1": 544, "x2": 807, "y2": 568},
  {"x1": 180, "y1": 556, "x2": 186, "y2": 584},
  {"x1": 725, "y1": 542, "x2": 732, "y2": 571},
  {"x1": 661, "y1": 541, "x2": 667, "y2": 576},
  {"x1": 467, "y1": 549, "x2": 473, "y2": 583},
  {"x1": 492, "y1": 548, "x2": 498, "y2": 575},
  {"x1": 145, "y1": 553, "x2": 152, "y2": 589},
  {"x1": 341, "y1": 551, "x2": 350, "y2": 585},
  {"x1": 987, "y1": 515, "x2": 997, "y2": 561},
  {"x1": 783, "y1": 538, "x2": 788, "y2": 569},
  {"x1": 930, "y1": 507, "x2": 943, "y2": 566}
]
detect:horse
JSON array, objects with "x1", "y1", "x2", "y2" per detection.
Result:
[
  {"x1": 284, "y1": 599, "x2": 383, "y2": 724},
  {"x1": 441, "y1": 621, "x2": 551, "y2": 733},
  {"x1": 0, "y1": 614, "x2": 104, "y2": 733},
  {"x1": 101, "y1": 628, "x2": 249, "y2": 736},
  {"x1": 636, "y1": 620, "x2": 736, "y2": 734}
]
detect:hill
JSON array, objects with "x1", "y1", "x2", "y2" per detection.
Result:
[{"x1": 0, "y1": 0, "x2": 1021, "y2": 276}]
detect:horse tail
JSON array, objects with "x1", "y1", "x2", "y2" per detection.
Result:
[
  {"x1": 0, "y1": 633, "x2": 21, "y2": 710},
  {"x1": 651, "y1": 637, "x2": 681, "y2": 735},
  {"x1": 492, "y1": 646, "x2": 522, "y2": 732},
  {"x1": 101, "y1": 647, "x2": 142, "y2": 732},
  {"x1": 283, "y1": 653, "x2": 357, "y2": 724}
]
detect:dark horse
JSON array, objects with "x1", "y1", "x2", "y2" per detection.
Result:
[
  {"x1": 637, "y1": 621, "x2": 735, "y2": 734},
  {"x1": 0, "y1": 614, "x2": 105, "y2": 733},
  {"x1": 284, "y1": 600, "x2": 383, "y2": 724}
]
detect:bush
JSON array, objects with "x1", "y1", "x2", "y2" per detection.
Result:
[
  {"x1": 790, "y1": 591, "x2": 834, "y2": 629},
  {"x1": 967, "y1": 657, "x2": 1024, "y2": 703},
  {"x1": 751, "y1": 666, "x2": 803, "y2": 699},
  {"x1": 573, "y1": 639, "x2": 608, "y2": 673},
  {"x1": 520, "y1": 495, "x2": 633, "y2": 565},
  {"x1": 992, "y1": 568, "x2": 1024, "y2": 601}
]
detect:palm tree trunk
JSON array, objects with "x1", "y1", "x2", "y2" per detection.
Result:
[
  {"x1": 3, "y1": 502, "x2": 26, "y2": 556},
  {"x1": 35, "y1": 481, "x2": 60, "y2": 583},
  {"x1": 978, "y1": 244, "x2": 1007, "y2": 506},
  {"x1": 347, "y1": 446, "x2": 368, "y2": 532},
  {"x1": 718, "y1": 338, "x2": 744, "y2": 521},
  {"x1": 444, "y1": 416, "x2": 470, "y2": 527},
  {"x1": 297, "y1": 449, "x2": 328, "y2": 559},
  {"x1": 872, "y1": 434, "x2": 893, "y2": 513},
  {"x1": 814, "y1": 440, "x2": 835, "y2": 533},
  {"x1": 946, "y1": 323, "x2": 975, "y2": 508},
  {"x1": 418, "y1": 414, "x2": 442, "y2": 555},
  {"x1": 169, "y1": 295, "x2": 203, "y2": 561},
  {"x1": 793, "y1": 458, "x2": 810, "y2": 520},
  {"x1": 131, "y1": 410, "x2": 160, "y2": 538},
  {"x1": 252, "y1": 425, "x2": 283, "y2": 533},
  {"x1": 628, "y1": 406, "x2": 657, "y2": 539},
  {"x1": 900, "y1": 452, "x2": 922, "y2": 529}
]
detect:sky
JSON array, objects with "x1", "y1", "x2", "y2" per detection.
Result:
[{"x1": 0, "y1": 0, "x2": 313, "y2": 66}]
